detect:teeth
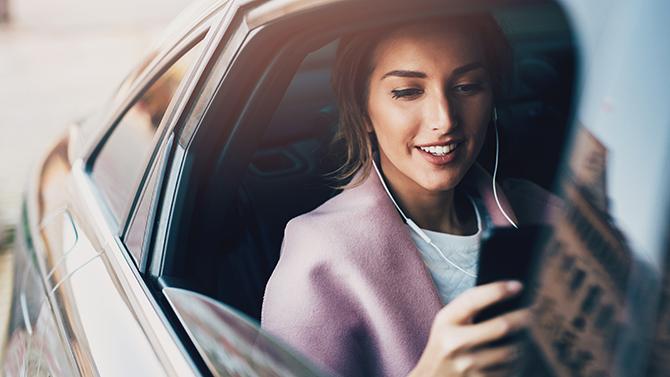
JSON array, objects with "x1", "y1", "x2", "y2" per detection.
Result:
[{"x1": 419, "y1": 143, "x2": 457, "y2": 156}]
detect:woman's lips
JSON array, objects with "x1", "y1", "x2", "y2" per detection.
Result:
[{"x1": 415, "y1": 142, "x2": 461, "y2": 165}]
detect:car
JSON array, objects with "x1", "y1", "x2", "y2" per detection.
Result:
[{"x1": 1, "y1": 0, "x2": 669, "y2": 375}]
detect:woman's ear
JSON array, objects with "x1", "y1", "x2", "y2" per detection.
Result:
[{"x1": 364, "y1": 115, "x2": 374, "y2": 133}]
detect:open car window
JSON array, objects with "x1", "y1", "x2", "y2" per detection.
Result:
[
  {"x1": 167, "y1": 1, "x2": 577, "y2": 319},
  {"x1": 156, "y1": 0, "x2": 578, "y2": 371}
]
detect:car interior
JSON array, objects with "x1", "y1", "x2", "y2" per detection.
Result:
[{"x1": 162, "y1": 2, "x2": 577, "y2": 323}]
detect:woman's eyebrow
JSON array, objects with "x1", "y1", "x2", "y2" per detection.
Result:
[
  {"x1": 381, "y1": 70, "x2": 427, "y2": 80},
  {"x1": 451, "y1": 62, "x2": 486, "y2": 77},
  {"x1": 380, "y1": 62, "x2": 486, "y2": 80}
]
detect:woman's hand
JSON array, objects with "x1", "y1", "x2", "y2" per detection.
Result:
[{"x1": 408, "y1": 281, "x2": 530, "y2": 377}]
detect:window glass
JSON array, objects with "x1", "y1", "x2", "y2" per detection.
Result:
[
  {"x1": 79, "y1": 50, "x2": 160, "y2": 145},
  {"x1": 93, "y1": 39, "x2": 204, "y2": 225},
  {"x1": 111, "y1": 50, "x2": 160, "y2": 106},
  {"x1": 124, "y1": 134, "x2": 173, "y2": 267}
]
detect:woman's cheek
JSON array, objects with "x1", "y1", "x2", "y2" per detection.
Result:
[
  {"x1": 391, "y1": 104, "x2": 422, "y2": 133},
  {"x1": 377, "y1": 107, "x2": 411, "y2": 139}
]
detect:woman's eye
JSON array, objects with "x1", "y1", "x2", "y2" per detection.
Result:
[
  {"x1": 391, "y1": 88, "x2": 424, "y2": 100},
  {"x1": 452, "y1": 83, "x2": 483, "y2": 95}
]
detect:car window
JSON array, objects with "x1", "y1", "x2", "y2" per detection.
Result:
[
  {"x1": 155, "y1": 1, "x2": 582, "y2": 374},
  {"x1": 124, "y1": 133, "x2": 174, "y2": 268},
  {"x1": 77, "y1": 51, "x2": 161, "y2": 151},
  {"x1": 110, "y1": 51, "x2": 161, "y2": 108},
  {"x1": 92, "y1": 38, "x2": 204, "y2": 226},
  {"x1": 192, "y1": 5, "x2": 575, "y2": 322}
]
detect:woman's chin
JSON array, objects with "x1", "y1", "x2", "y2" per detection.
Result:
[{"x1": 416, "y1": 176, "x2": 461, "y2": 193}]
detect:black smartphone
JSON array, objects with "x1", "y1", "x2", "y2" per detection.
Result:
[{"x1": 474, "y1": 224, "x2": 552, "y2": 322}]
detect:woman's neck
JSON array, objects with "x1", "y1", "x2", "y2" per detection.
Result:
[{"x1": 378, "y1": 157, "x2": 476, "y2": 235}]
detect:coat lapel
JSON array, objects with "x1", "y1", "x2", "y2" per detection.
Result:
[{"x1": 351, "y1": 168, "x2": 444, "y2": 312}]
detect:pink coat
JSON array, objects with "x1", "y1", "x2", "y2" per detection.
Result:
[{"x1": 261, "y1": 165, "x2": 558, "y2": 377}]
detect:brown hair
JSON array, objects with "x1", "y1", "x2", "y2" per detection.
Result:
[{"x1": 330, "y1": 13, "x2": 512, "y2": 187}]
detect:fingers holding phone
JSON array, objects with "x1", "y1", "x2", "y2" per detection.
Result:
[{"x1": 409, "y1": 281, "x2": 530, "y2": 377}]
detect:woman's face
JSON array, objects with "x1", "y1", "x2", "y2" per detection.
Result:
[{"x1": 367, "y1": 23, "x2": 493, "y2": 194}]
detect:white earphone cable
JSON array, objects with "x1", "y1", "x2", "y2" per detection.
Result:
[
  {"x1": 371, "y1": 161, "x2": 478, "y2": 278},
  {"x1": 492, "y1": 108, "x2": 519, "y2": 229}
]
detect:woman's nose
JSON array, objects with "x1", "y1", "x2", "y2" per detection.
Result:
[{"x1": 426, "y1": 93, "x2": 457, "y2": 132}]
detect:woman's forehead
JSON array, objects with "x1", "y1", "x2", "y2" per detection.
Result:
[{"x1": 371, "y1": 25, "x2": 486, "y2": 75}]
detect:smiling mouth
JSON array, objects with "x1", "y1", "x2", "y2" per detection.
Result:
[{"x1": 417, "y1": 142, "x2": 459, "y2": 156}]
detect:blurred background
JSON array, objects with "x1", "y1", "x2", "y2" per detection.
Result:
[{"x1": 0, "y1": 0, "x2": 195, "y2": 237}]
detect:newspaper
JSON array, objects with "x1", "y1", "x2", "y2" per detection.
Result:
[{"x1": 528, "y1": 127, "x2": 633, "y2": 376}]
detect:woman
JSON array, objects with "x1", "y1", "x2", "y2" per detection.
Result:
[{"x1": 262, "y1": 14, "x2": 557, "y2": 377}]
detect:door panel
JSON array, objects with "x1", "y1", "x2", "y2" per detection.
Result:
[{"x1": 50, "y1": 218, "x2": 167, "y2": 376}]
